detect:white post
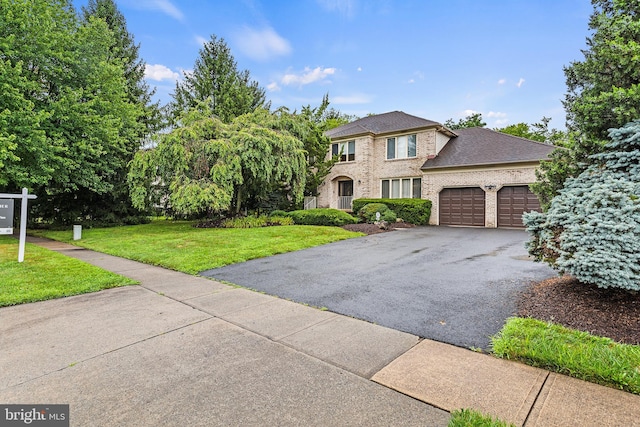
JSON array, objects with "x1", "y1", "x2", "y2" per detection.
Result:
[{"x1": 18, "y1": 188, "x2": 28, "y2": 263}]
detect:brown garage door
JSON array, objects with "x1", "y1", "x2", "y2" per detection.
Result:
[
  {"x1": 439, "y1": 187, "x2": 485, "y2": 226},
  {"x1": 497, "y1": 186, "x2": 541, "y2": 228}
]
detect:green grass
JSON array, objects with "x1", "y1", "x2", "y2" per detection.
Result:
[
  {"x1": 448, "y1": 409, "x2": 515, "y2": 427},
  {"x1": 492, "y1": 317, "x2": 640, "y2": 394},
  {"x1": 31, "y1": 220, "x2": 363, "y2": 274},
  {"x1": 0, "y1": 236, "x2": 136, "y2": 307}
]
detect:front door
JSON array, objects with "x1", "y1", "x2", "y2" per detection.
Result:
[{"x1": 338, "y1": 180, "x2": 353, "y2": 209}]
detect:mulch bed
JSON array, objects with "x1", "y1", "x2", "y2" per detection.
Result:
[
  {"x1": 517, "y1": 275, "x2": 640, "y2": 345},
  {"x1": 341, "y1": 222, "x2": 416, "y2": 234}
]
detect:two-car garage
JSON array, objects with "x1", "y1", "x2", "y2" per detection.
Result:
[{"x1": 439, "y1": 186, "x2": 541, "y2": 228}]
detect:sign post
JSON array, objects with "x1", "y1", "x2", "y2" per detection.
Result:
[{"x1": 0, "y1": 188, "x2": 37, "y2": 262}]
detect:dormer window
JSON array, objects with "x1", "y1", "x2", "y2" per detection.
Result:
[
  {"x1": 386, "y1": 134, "x2": 416, "y2": 159},
  {"x1": 332, "y1": 140, "x2": 355, "y2": 162}
]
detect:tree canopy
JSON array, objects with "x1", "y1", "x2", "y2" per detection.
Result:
[
  {"x1": 1, "y1": 0, "x2": 148, "y2": 224},
  {"x1": 564, "y1": 0, "x2": 640, "y2": 141},
  {"x1": 532, "y1": 0, "x2": 640, "y2": 209},
  {"x1": 170, "y1": 35, "x2": 266, "y2": 123},
  {"x1": 444, "y1": 113, "x2": 486, "y2": 129},
  {"x1": 496, "y1": 117, "x2": 565, "y2": 145}
]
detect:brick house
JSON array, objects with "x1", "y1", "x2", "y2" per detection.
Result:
[{"x1": 317, "y1": 111, "x2": 556, "y2": 228}]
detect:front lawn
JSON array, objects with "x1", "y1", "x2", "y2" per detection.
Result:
[
  {"x1": 0, "y1": 236, "x2": 136, "y2": 307},
  {"x1": 31, "y1": 221, "x2": 363, "y2": 274}
]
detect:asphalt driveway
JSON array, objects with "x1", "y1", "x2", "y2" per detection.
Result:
[{"x1": 200, "y1": 226, "x2": 556, "y2": 350}]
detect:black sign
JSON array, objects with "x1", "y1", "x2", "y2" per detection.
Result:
[{"x1": 0, "y1": 199, "x2": 14, "y2": 235}]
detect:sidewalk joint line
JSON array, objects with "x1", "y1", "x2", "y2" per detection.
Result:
[{"x1": 522, "y1": 371, "x2": 550, "y2": 426}]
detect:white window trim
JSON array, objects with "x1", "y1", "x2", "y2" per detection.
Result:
[
  {"x1": 381, "y1": 177, "x2": 422, "y2": 199},
  {"x1": 386, "y1": 134, "x2": 417, "y2": 160}
]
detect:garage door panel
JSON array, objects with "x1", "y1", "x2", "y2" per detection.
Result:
[
  {"x1": 498, "y1": 186, "x2": 541, "y2": 228},
  {"x1": 440, "y1": 188, "x2": 485, "y2": 226}
]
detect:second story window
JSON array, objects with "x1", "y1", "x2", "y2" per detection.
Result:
[
  {"x1": 332, "y1": 140, "x2": 355, "y2": 162},
  {"x1": 386, "y1": 134, "x2": 416, "y2": 159}
]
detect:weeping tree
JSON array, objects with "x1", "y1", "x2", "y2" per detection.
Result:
[
  {"x1": 524, "y1": 120, "x2": 640, "y2": 291},
  {"x1": 128, "y1": 104, "x2": 306, "y2": 217}
]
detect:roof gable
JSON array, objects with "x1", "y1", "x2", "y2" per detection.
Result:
[
  {"x1": 326, "y1": 111, "x2": 441, "y2": 139},
  {"x1": 421, "y1": 127, "x2": 556, "y2": 170}
]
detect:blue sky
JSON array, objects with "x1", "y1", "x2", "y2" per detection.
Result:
[{"x1": 73, "y1": 0, "x2": 593, "y2": 129}]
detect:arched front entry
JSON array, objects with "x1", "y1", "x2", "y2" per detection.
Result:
[{"x1": 337, "y1": 179, "x2": 354, "y2": 210}]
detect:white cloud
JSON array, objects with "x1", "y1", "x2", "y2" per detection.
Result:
[
  {"x1": 317, "y1": 0, "x2": 357, "y2": 18},
  {"x1": 494, "y1": 119, "x2": 509, "y2": 126},
  {"x1": 463, "y1": 109, "x2": 480, "y2": 117},
  {"x1": 357, "y1": 67, "x2": 362, "y2": 72},
  {"x1": 281, "y1": 67, "x2": 336, "y2": 86},
  {"x1": 517, "y1": 77, "x2": 525, "y2": 88},
  {"x1": 145, "y1": 64, "x2": 179, "y2": 82},
  {"x1": 267, "y1": 82, "x2": 281, "y2": 92},
  {"x1": 126, "y1": 0, "x2": 184, "y2": 21},
  {"x1": 498, "y1": 78, "x2": 506, "y2": 85},
  {"x1": 332, "y1": 94, "x2": 373, "y2": 104},
  {"x1": 408, "y1": 79, "x2": 415, "y2": 84},
  {"x1": 234, "y1": 26, "x2": 291, "y2": 61},
  {"x1": 194, "y1": 35, "x2": 208, "y2": 46},
  {"x1": 487, "y1": 111, "x2": 507, "y2": 118}
]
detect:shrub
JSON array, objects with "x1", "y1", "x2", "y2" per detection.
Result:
[
  {"x1": 524, "y1": 120, "x2": 640, "y2": 291},
  {"x1": 352, "y1": 198, "x2": 431, "y2": 225},
  {"x1": 221, "y1": 215, "x2": 293, "y2": 228},
  {"x1": 358, "y1": 203, "x2": 397, "y2": 223},
  {"x1": 269, "y1": 210, "x2": 288, "y2": 217},
  {"x1": 285, "y1": 208, "x2": 357, "y2": 226}
]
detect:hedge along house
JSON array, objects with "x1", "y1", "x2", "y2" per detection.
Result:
[{"x1": 317, "y1": 111, "x2": 556, "y2": 228}]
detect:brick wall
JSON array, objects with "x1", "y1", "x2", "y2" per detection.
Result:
[{"x1": 423, "y1": 164, "x2": 540, "y2": 227}]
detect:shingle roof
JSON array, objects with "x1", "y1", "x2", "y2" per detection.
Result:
[
  {"x1": 421, "y1": 127, "x2": 556, "y2": 170},
  {"x1": 326, "y1": 111, "x2": 441, "y2": 139}
]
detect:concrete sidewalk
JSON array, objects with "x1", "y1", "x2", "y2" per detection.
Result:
[{"x1": 1, "y1": 238, "x2": 639, "y2": 426}]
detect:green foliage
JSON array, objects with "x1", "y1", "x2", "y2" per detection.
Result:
[
  {"x1": 496, "y1": 117, "x2": 566, "y2": 145},
  {"x1": 221, "y1": 215, "x2": 293, "y2": 228},
  {"x1": 492, "y1": 317, "x2": 640, "y2": 394},
  {"x1": 564, "y1": 0, "x2": 640, "y2": 141},
  {"x1": 533, "y1": 1, "x2": 640, "y2": 208},
  {"x1": 352, "y1": 198, "x2": 431, "y2": 225},
  {"x1": 357, "y1": 203, "x2": 397, "y2": 223},
  {"x1": 170, "y1": 34, "x2": 266, "y2": 123},
  {"x1": 0, "y1": 0, "x2": 150, "y2": 225},
  {"x1": 128, "y1": 106, "x2": 307, "y2": 217},
  {"x1": 269, "y1": 210, "x2": 288, "y2": 217},
  {"x1": 444, "y1": 113, "x2": 486, "y2": 129},
  {"x1": 285, "y1": 209, "x2": 357, "y2": 226},
  {"x1": 448, "y1": 409, "x2": 515, "y2": 427},
  {"x1": 524, "y1": 120, "x2": 640, "y2": 291}
]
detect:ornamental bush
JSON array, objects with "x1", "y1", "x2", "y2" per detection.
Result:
[
  {"x1": 351, "y1": 198, "x2": 431, "y2": 225},
  {"x1": 285, "y1": 208, "x2": 357, "y2": 226},
  {"x1": 357, "y1": 203, "x2": 397, "y2": 223},
  {"x1": 524, "y1": 120, "x2": 640, "y2": 291}
]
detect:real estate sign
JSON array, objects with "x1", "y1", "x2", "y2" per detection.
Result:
[{"x1": 0, "y1": 199, "x2": 14, "y2": 234}]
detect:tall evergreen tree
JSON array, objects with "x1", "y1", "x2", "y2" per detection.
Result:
[
  {"x1": 171, "y1": 35, "x2": 266, "y2": 123},
  {"x1": 533, "y1": 0, "x2": 640, "y2": 209},
  {"x1": 71, "y1": 0, "x2": 161, "y2": 224}
]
